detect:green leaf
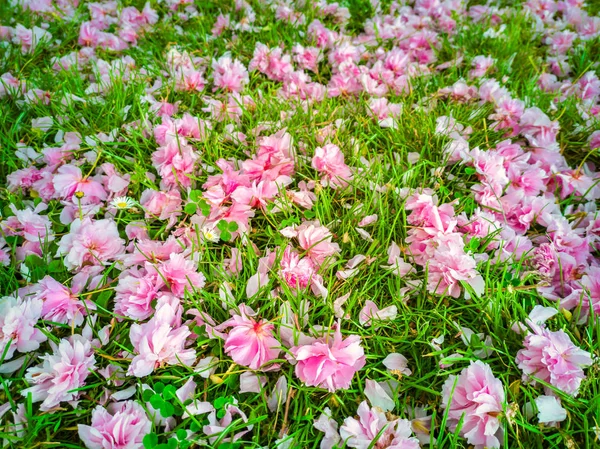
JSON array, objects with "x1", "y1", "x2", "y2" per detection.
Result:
[
  {"x1": 160, "y1": 402, "x2": 175, "y2": 417},
  {"x1": 184, "y1": 203, "x2": 197, "y2": 215},
  {"x1": 228, "y1": 221, "x2": 239, "y2": 232},
  {"x1": 220, "y1": 230, "x2": 231, "y2": 242},
  {"x1": 176, "y1": 429, "x2": 187, "y2": 441},
  {"x1": 217, "y1": 220, "x2": 228, "y2": 231},
  {"x1": 303, "y1": 210, "x2": 316, "y2": 219},
  {"x1": 162, "y1": 384, "x2": 176, "y2": 400},
  {"x1": 150, "y1": 394, "x2": 164, "y2": 409},
  {"x1": 48, "y1": 260, "x2": 63, "y2": 273},
  {"x1": 189, "y1": 190, "x2": 201, "y2": 202},
  {"x1": 189, "y1": 421, "x2": 201, "y2": 433},
  {"x1": 213, "y1": 397, "x2": 228, "y2": 409},
  {"x1": 173, "y1": 404, "x2": 184, "y2": 417},
  {"x1": 142, "y1": 389, "x2": 154, "y2": 402},
  {"x1": 180, "y1": 441, "x2": 190, "y2": 449},
  {"x1": 464, "y1": 167, "x2": 476, "y2": 175},
  {"x1": 167, "y1": 438, "x2": 178, "y2": 449},
  {"x1": 96, "y1": 290, "x2": 113, "y2": 309},
  {"x1": 143, "y1": 433, "x2": 158, "y2": 449},
  {"x1": 217, "y1": 408, "x2": 226, "y2": 419},
  {"x1": 154, "y1": 382, "x2": 165, "y2": 394},
  {"x1": 468, "y1": 238, "x2": 480, "y2": 251}
]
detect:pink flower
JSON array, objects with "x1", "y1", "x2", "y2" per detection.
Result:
[
  {"x1": 57, "y1": 218, "x2": 125, "y2": 270},
  {"x1": 340, "y1": 401, "x2": 420, "y2": 449},
  {"x1": 212, "y1": 54, "x2": 249, "y2": 92},
  {"x1": 441, "y1": 361, "x2": 505, "y2": 449},
  {"x1": 312, "y1": 144, "x2": 353, "y2": 188},
  {"x1": 52, "y1": 164, "x2": 107, "y2": 202},
  {"x1": 295, "y1": 221, "x2": 340, "y2": 266},
  {"x1": 469, "y1": 55, "x2": 495, "y2": 78},
  {"x1": 290, "y1": 325, "x2": 365, "y2": 392},
  {"x1": 78, "y1": 401, "x2": 152, "y2": 449},
  {"x1": 359, "y1": 300, "x2": 398, "y2": 326},
  {"x1": 519, "y1": 107, "x2": 560, "y2": 151},
  {"x1": 279, "y1": 246, "x2": 327, "y2": 297},
  {"x1": 128, "y1": 300, "x2": 196, "y2": 377},
  {"x1": 154, "y1": 253, "x2": 206, "y2": 297},
  {"x1": 114, "y1": 268, "x2": 161, "y2": 321},
  {"x1": 0, "y1": 296, "x2": 46, "y2": 361},
  {"x1": 139, "y1": 188, "x2": 182, "y2": 228},
  {"x1": 516, "y1": 320, "x2": 592, "y2": 396},
  {"x1": 32, "y1": 275, "x2": 96, "y2": 326},
  {"x1": 427, "y1": 239, "x2": 484, "y2": 298},
  {"x1": 217, "y1": 305, "x2": 281, "y2": 370},
  {"x1": 22, "y1": 335, "x2": 96, "y2": 411},
  {"x1": 151, "y1": 139, "x2": 199, "y2": 189},
  {"x1": 203, "y1": 400, "x2": 252, "y2": 444},
  {"x1": 1, "y1": 203, "x2": 54, "y2": 243}
]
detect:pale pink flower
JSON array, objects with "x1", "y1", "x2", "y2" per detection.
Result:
[
  {"x1": 469, "y1": 55, "x2": 495, "y2": 78},
  {"x1": 154, "y1": 253, "x2": 206, "y2": 297},
  {"x1": 312, "y1": 144, "x2": 352, "y2": 188},
  {"x1": 427, "y1": 239, "x2": 484, "y2": 298},
  {"x1": 32, "y1": 275, "x2": 96, "y2": 326},
  {"x1": 212, "y1": 54, "x2": 249, "y2": 92},
  {"x1": 139, "y1": 188, "x2": 182, "y2": 228},
  {"x1": 128, "y1": 301, "x2": 196, "y2": 377},
  {"x1": 78, "y1": 401, "x2": 152, "y2": 449},
  {"x1": 1, "y1": 203, "x2": 53, "y2": 243},
  {"x1": 52, "y1": 164, "x2": 107, "y2": 202},
  {"x1": 340, "y1": 401, "x2": 420, "y2": 449},
  {"x1": 441, "y1": 361, "x2": 505, "y2": 449},
  {"x1": 279, "y1": 246, "x2": 327, "y2": 297},
  {"x1": 516, "y1": 321, "x2": 592, "y2": 396},
  {"x1": 203, "y1": 400, "x2": 252, "y2": 444},
  {"x1": 295, "y1": 221, "x2": 340, "y2": 266},
  {"x1": 314, "y1": 407, "x2": 341, "y2": 449},
  {"x1": 230, "y1": 180, "x2": 279, "y2": 209},
  {"x1": 292, "y1": 44, "x2": 322, "y2": 72},
  {"x1": 57, "y1": 218, "x2": 125, "y2": 270},
  {"x1": 519, "y1": 107, "x2": 560, "y2": 151},
  {"x1": 22, "y1": 335, "x2": 96, "y2": 411},
  {"x1": 382, "y1": 353, "x2": 412, "y2": 376},
  {"x1": 151, "y1": 140, "x2": 199, "y2": 188},
  {"x1": 359, "y1": 300, "x2": 398, "y2": 326},
  {"x1": 0, "y1": 296, "x2": 46, "y2": 361},
  {"x1": 290, "y1": 326, "x2": 365, "y2": 392},
  {"x1": 217, "y1": 305, "x2": 281, "y2": 370},
  {"x1": 114, "y1": 269, "x2": 161, "y2": 321}
]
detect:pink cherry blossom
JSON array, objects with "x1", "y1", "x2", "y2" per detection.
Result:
[
  {"x1": 52, "y1": 164, "x2": 107, "y2": 202},
  {"x1": 78, "y1": 401, "x2": 152, "y2": 449},
  {"x1": 516, "y1": 320, "x2": 592, "y2": 396},
  {"x1": 312, "y1": 144, "x2": 353, "y2": 188},
  {"x1": 290, "y1": 325, "x2": 365, "y2": 392},
  {"x1": 153, "y1": 253, "x2": 206, "y2": 297},
  {"x1": 57, "y1": 217, "x2": 125, "y2": 270},
  {"x1": 340, "y1": 401, "x2": 420, "y2": 449},
  {"x1": 22, "y1": 335, "x2": 96, "y2": 411},
  {"x1": 0, "y1": 296, "x2": 46, "y2": 361},
  {"x1": 128, "y1": 300, "x2": 196, "y2": 377},
  {"x1": 441, "y1": 361, "x2": 505, "y2": 449},
  {"x1": 32, "y1": 275, "x2": 96, "y2": 326},
  {"x1": 217, "y1": 305, "x2": 281, "y2": 370}
]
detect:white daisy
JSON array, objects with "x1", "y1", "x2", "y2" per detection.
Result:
[
  {"x1": 201, "y1": 225, "x2": 221, "y2": 243},
  {"x1": 110, "y1": 196, "x2": 136, "y2": 210}
]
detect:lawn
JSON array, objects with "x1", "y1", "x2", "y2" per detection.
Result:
[{"x1": 1, "y1": 0, "x2": 600, "y2": 448}]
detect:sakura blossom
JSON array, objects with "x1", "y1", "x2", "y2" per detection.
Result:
[{"x1": 2, "y1": 0, "x2": 600, "y2": 447}]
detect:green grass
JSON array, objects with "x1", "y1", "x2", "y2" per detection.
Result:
[{"x1": 1, "y1": 1, "x2": 600, "y2": 448}]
